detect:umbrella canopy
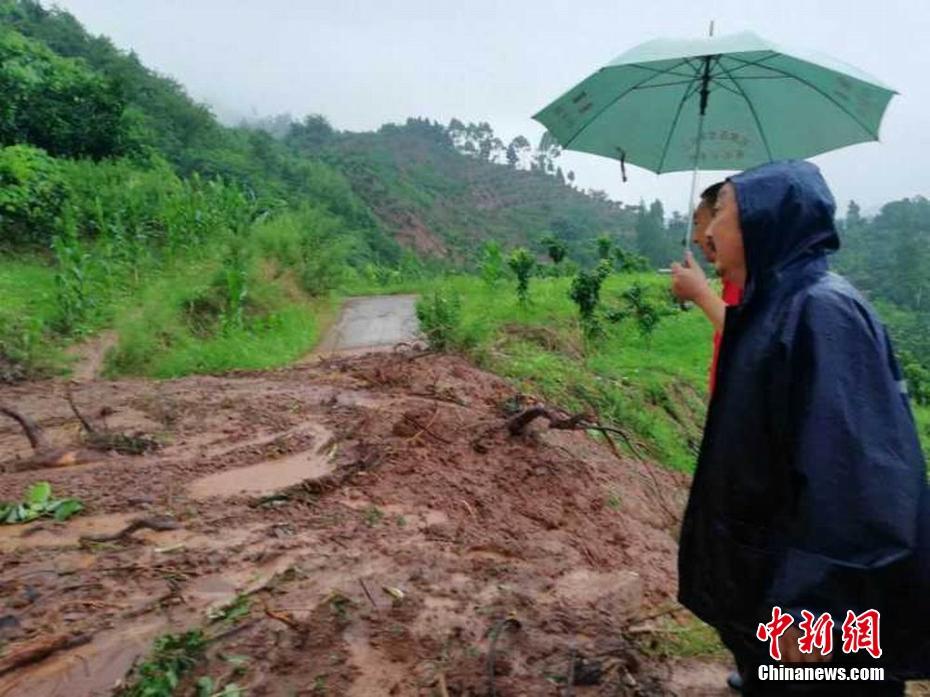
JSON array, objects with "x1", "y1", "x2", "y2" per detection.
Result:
[{"x1": 533, "y1": 31, "x2": 897, "y2": 174}]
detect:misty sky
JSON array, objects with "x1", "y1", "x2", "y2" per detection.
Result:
[{"x1": 52, "y1": 0, "x2": 930, "y2": 216}]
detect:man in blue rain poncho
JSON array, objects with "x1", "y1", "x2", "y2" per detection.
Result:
[{"x1": 677, "y1": 160, "x2": 930, "y2": 696}]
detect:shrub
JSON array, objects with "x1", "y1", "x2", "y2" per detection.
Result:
[
  {"x1": 0, "y1": 144, "x2": 69, "y2": 245},
  {"x1": 507, "y1": 247, "x2": 535, "y2": 305},
  {"x1": 416, "y1": 289, "x2": 462, "y2": 351}
]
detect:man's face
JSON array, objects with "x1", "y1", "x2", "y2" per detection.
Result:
[
  {"x1": 692, "y1": 202, "x2": 715, "y2": 263},
  {"x1": 705, "y1": 183, "x2": 747, "y2": 288}
]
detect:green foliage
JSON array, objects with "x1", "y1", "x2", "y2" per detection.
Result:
[
  {"x1": 541, "y1": 233, "x2": 567, "y2": 265},
  {"x1": 595, "y1": 234, "x2": 613, "y2": 261},
  {"x1": 0, "y1": 481, "x2": 83, "y2": 524},
  {"x1": 902, "y1": 351, "x2": 930, "y2": 406},
  {"x1": 613, "y1": 245, "x2": 650, "y2": 273},
  {"x1": 569, "y1": 269, "x2": 604, "y2": 338},
  {"x1": 595, "y1": 258, "x2": 613, "y2": 282},
  {"x1": 252, "y1": 206, "x2": 351, "y2": 297},
  {"x1": 0, "y1": 27, "x2": 130, "y2": 158},
  {"x1": 634, "y1": 615, "x2": 728, "y2": 659},
  {"x1": 416, "y1": 288, "x2": 463, "y2": 351},
  {"x1": 0, "y1": 257, "x2": 60, "y2": 381},
  {"x1": 507, "y1": 247, "x2": 535, "y2": 305},
  {"x1": 196, "y1": 677, "x2": 242, "y2": 697},
  {"x1": 51, "y1": 214, "x2": 93, "y2": 333},
  {"x1": 635, "y1": 200, "x2": 679, "y2": 267},
  {"x1": 478, "y1": 240, "x2": 504, "y2": 288},
  {"x1": 118, "y1": 630, "x2": 207, "y2": 697},
  {"x1": 610, "y1": 282, "x2": 671, "y2": 344},
  {"x1": 208, "y1": 593, "x2": 252, "y2": 624},
  {"x1": 0, "y1": 144, "x2": 69, "y2": 245}
]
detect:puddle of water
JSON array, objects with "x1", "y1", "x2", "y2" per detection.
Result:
[{"x1": 188, "y1": 427, "x2": 335, "y2": 500}]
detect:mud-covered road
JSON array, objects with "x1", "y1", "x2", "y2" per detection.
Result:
[
  {"x1": 316, "y1": 295, "x2": 420, "y2": 356},
  {"x1": 0, "y1": 300, "x2": 736, "y2": 696}
]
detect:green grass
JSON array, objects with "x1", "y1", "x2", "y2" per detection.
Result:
[
  {"x1": 423, "y1": 273, "x2": 713, "y2": 471},
  {"x1": 633, "y1": 614, "x2": 729, "y2": 660},
  {"x1": 0, "y1": 255, "x2": 67, "y2": 377},
  {"x1": 106, "y1": 257, "x2": 337, "y2": 379}
]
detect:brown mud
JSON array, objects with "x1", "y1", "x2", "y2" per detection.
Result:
[{"x1": 0, "y1": 341, "x2": 741, "y2": 695}]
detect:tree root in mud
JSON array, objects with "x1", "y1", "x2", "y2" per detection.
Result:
[
  {"x1": 483, "y1": 404, "x2": 681, "y2": 527},
  {"x1": 0, "y1": 391, "x2": 158, "y2": 473}
]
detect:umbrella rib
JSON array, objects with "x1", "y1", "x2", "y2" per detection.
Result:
[
  {"x1": 716, "y1": 61, "x2": 775, "y2": 162},
  {"x1": 718, "y1": 52, "x2": 780, "y2": 76},
  {"x1": 626, "y1": 63, "x2": 698, "y2": 80},
  {"x1": 723, "y1": 55, "x2": 879, "y2": 139},
  {"x1": 633, "y1": 79, "x2": 700, "y2": 91},
  {"x1": 562, "y1": 58, "x2": 696, "y2": 150},
  {"x1": 655, "y1": 81, "x2": 702, "y2": 173}
]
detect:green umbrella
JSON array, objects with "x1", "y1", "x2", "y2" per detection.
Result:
[{"x1": 533, "y1": 30, "x2": 897, "y2": 245}]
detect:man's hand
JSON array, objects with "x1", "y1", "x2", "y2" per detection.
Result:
[
  {"x1": 671, "y1": 251, "x2": 712, "y2": 303},
  {"x1": 778, "y1": 627, "x2": 833, "y2": 664}
]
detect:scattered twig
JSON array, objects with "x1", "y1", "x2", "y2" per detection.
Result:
[
  {"x1": 402, "y1": 413, "x2": 452, "y2": 444},
  {"x1": 206, "y1": 618, "x2": 261, "y2": 644},
  {"x1": 262, "y1": 602, "x2": 302, "y2": 631},
  {"x1": 358, "y1": 578, "x2": 379, "y2": 610},
  {"x1": 405, "y1": 408, "x2": 441, "y2": 443}
]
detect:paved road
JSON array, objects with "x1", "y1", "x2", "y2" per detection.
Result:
[{"x1": 317, "y1": 294, "x2": 420, "y2": 354}]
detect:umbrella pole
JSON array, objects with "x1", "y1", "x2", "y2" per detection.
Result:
[
  {"x1": 682, "y1": 111, "x2": 706, "y2": 256},
  {"x1": 682, "y1": 54, "x2": 712, "y2": 256}
]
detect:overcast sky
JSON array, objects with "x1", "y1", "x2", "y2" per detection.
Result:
[{"x1": 52, "y1": 0, "x2": 930, "y2": 216}]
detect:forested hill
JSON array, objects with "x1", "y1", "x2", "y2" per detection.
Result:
[
  {"x1": 0, "y1": 0, "x2": 675, "y2": 266},
  {"x1": 273, "y1": 115, "x2": 670, "y2": 264}
]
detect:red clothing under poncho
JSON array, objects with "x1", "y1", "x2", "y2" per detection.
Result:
[{"x1": 709, "y1": 279, "x2": 744, "y2": 395}]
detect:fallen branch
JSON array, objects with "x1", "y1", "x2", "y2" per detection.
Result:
[
  {"x1": 0, "y1": 633, "x2": 91, "y2": 676},
  {"x1": 80, "y1": 517, "x2": 180, "y2": 544},
  {"x1": 0, "y1": 405, "x2": 48, "y2": 451},
  {"x1": 505, "y1": 404, "x2": 681, "y2": 526}
]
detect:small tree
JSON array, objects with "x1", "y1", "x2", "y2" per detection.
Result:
[
  {"x1": 608, "y1": 283, "x2": 672, "y2": 345},
  {"x1": 541, "y1": 234, "x2": 567, "y2": 266},
  {"x1": 416, "y1": 289, "x2": 463, "y2": 351},
  {"x1": 596, "y1": 234, "x2": 614, "y2": 261},
  {"x1": 507, "y1": 248, "x2": 536, "y2": 305},
  {"x1": 569, "y1": 269, "x2": 604, "y2": 338},
  {"x1": 614, "y1": 246, "x2": 650, "y2": 273},
  {"x1": 479, "y1": 240, "x2": 505, "y2": 288}
]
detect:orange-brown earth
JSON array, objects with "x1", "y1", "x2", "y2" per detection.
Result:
[{"x1": 0, "y1": 345, "x2": 738, "y2": 696}]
